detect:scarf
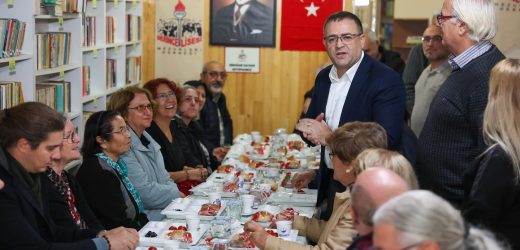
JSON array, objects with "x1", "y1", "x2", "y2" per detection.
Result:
[
  {"x1": 46, "y1": 168, "x2": 86, "y2": 229},
  {"x1": 96, "y1": 153, "x2": 145, "y2": 213}
]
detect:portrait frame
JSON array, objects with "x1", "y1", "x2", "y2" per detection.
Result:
[{"x1": 210, "y1": 0, "x2": 277, "y2": 47}]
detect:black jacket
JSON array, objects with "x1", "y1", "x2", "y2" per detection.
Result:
[
  {"x1": 0, "y1": 147, "x2": 97, "y2": 249},
  {"x1": 199, "y1": 90, "x2": 233, "y2": 149},
  {"x1": 76, "y1": 156, "x2": 148, "y2": 230},
  {"x1": 463, "y1": 146, "x2": 520, "y2": 249},
  {"x1": 45, "y1": 170, "x2": 104, "y2": 232}
]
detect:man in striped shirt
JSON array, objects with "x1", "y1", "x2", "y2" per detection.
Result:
[{"x1": 415, "y1": 0, "x2": 505, "y2": 208}]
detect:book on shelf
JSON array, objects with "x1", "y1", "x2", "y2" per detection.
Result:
[
  {"x1": 106, "y1": 59, "x2": 117, "y2": 89},
  {"x1": 126, "y1": 15, "x2": 141, "y2": 42},
  {"x1": 36, "y1": 32, "x2": 71, "y2": 70},
  {"x1": 82, "y1": 65, "x2": 90, "y2": 96},
  {"x1": 0, "y1": 81, "x2": 24, "y2": 110},
  {"x1": 36, "y1": 0, "x2": 83, "y2": 16},
  {"x1": 126, "y1": 56, "x2": 141, "y2": 85},
  {"x1": 0, "y1": 19, "x2": 27, "y2": 59},
  {"x1": 36, "y1": 81, "x2": 71, "y2": 113},
  {"x1": 83, "y1": 16, "x2": 96, "y2": 47},
  {"x1": 106, "y1": 16, "x2": 115, "y2": 44}
]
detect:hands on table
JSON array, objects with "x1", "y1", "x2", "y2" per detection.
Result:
[
  {"x1": 184, "y1": 166, "x2": 208, "y2": 181},
  {"x1": 213, "y1": 147, "x2": 230, "y2": 162},
  {"x1": 296, "y1": 113, "x2": 332, "y2": 146},
  {"x1": 101, "y1": 226, "x2": 139, "y2": 250},
  {"x1": 243, "y1": 221, "x2": 268, "y2": 249},
  {"x1": 291, "y1": 170, "x2": 317, "y2": 190}
]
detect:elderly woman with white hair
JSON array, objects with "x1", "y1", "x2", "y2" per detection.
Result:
[{"x1": 372, "y1": 190, "x2": 507, "y2": 250}]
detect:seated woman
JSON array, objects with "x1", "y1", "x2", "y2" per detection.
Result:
[
  {"x1": 373, "y1": 190, "x2": 506, "y2": 250},
  {"x1": 143, "y1": 78, "x2": 208, "y2": 196},
  {"x1": 463, "y1": 58, "x2": 520, "y2": 249},
  {"x1": 184, "y1": 81, "x2": 229, "y2": 168},
  {"x1": 76, "y1": 111, "x2": 149, "y2": 230},
  {"x1": 174, "y1": 85, "x2": 213, "y2": 171},
  {"x1": 108, "y1": 86, "x2": 183, "y2": 221},
  {"x1": 45, "y1": 119, "x2": 104, "y2": 231},
  {"x1": 245, "y1": 122, "x2": 390, "y2": 250}
]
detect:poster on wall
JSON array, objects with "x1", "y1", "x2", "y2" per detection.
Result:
[
  {"x1": 156, "y1": 0, "x2": 204, "y2": 85},
  {"x1": 493, "y1": 0, "x2": 520, "y2": 58},
  {"x1": 224, "y1": 47, "x2": 260, "y2": 72},
  {"x1": 210, "y1": 0, "x2": 276, "y2": 47}
]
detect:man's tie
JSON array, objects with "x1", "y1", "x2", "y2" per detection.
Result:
[{"x1": 234, "y1": 4, "x2": 244, "y2": 23}]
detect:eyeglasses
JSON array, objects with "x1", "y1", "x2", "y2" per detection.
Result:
[
  {"x1": 205, "y1": 71, "x2": 228, "y2": 80},
  {"x1": 183, "y1": 95, "x2": 200, "y2": 104},
  {"x1": 63, "y1": 127, "x2": 80, "y2": 143},
  {"x1": 328, "y1": 152, "x2": 336, "y2": 161},
  {"x1": 128, "y1": 104, "x2": 153, "y2": 113},
  {"x1": 436, "y1": 14, "x2": 457, "y2": 25},
  {"x1": 422, "y1": 35, "x2": 443, "y2": 43},
  {"x1": 156, "y1": 91, "x2": 176, "y2": 101},
  {"x1": 324, "y1": 33, "x2": 363, "y2": 45},
  {"x1": 108, "y1": 126, "x2": 130, "y2": 135}
]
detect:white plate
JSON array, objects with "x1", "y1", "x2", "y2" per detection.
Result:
[
  {"x1": 161, "y1": 198, "x2": 227, "y2": 220},
  {"x1": 227, "y1": 228, "x2": 299, "y2": 249},
  {"x1": 267, "y1": 189, "x2": 317, "y2": 207},
  {"x1": 190, "y1": 181, "x2": 238, "y2": 198},
  {"x1": 138, "y1": 221, "x2": 209, "y2": 248}
]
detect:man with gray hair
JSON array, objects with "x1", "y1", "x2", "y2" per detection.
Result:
[
  {"x1": 362, "y1": 31, "x2": 405, "y2": 75},
  {"x1": 372, "y1": 190, "x2": 506, "y2": 250},
  {"x1": 415, "y1": 0, "x2": 505, "y2": 208},
  {"x1": 347, "y1": 167, "x2": 409, "y2": 250},
  {"x1": 199, "y1": 61, "x2": 233, "y2": 152}
]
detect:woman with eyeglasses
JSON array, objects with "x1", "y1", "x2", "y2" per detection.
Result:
[
  {"x1": 45, "y1": 119, "x2": 104, "y2": 231},
  {"x1": 76, "y1": 111, "x2": 149, "y2": 230},
  {"x1": 107, "y1": 86, "x2": 183, "y2": 221},
  {"x1": 143, "y1": 78, "x2": 208, "y2": 196}
]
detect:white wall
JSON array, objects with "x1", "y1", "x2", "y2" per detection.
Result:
[{"x1": 394, "y1": 0, "x2": 443, "y2": 19}]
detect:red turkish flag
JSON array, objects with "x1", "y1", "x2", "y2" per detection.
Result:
[{"x1": 281, "y1": 0, "x2": 343, "y2": 51}]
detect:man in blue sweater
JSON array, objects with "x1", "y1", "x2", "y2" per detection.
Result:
[{"x1": 416, "y1": 0, "x2": 505, "y2": 208}]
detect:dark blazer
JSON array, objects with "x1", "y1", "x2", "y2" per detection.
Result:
[
  {"x1": 76, "y1": 156, "x2": 148, "y2": 230},
  {"x1": 416, "y1": 45, "x2": 504, "y2": 207},
  {"x1": 463, "y1": 146, "x2": 520, "y2": 249},
  {"x1": 306, "y1": 55, "x2": 406, "y2": 219},
  {"x1": 212, "y1": 0, "x2": 274, "y2": 46},
  {"x1": 0, "y1": 148, "x2": 97, "y2": 250},
  {"x1": 199, "y1": 89, "x2": 233, "y2": 149},
  {"x1": 45, "y1": 170, "x2": 104, "y2": 232}
]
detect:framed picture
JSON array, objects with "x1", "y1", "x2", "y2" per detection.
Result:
[{"x1": 210, "y1": 0, "x2": 277, "y2": 47}]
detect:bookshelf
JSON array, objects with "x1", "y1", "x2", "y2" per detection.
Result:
[
  {"x1": 0, "y1": 0, "x2": 142, "y2": 137},
  {"x1": 391, "y1": 19, "x2": 429, "y2": 61}
]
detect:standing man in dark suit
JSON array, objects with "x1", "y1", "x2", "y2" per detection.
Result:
[
  {"x1": 416, "y1": 0, "x2": 504, "y2": 208},
  {"x1": 212, "y1": 0, "x2": 274, "y2": 45},
  {"x1": 0, "y1": 102, "x2": 138, "y2": 249},
  {"x1": 293, "y1": 11, "x2": 406, "y2": 220}
]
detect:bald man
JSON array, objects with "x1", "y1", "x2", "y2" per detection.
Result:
[
  {"x1": 347, "y1": 168, "x2": 410, "y2": 250},
  {"x1": 410, "y1": 25, "x2": 450, "y2": 136}
]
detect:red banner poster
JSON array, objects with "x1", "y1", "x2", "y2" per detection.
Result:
[{"x1": 281, "y1": 0, "x2": 343, "y2": 51}]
